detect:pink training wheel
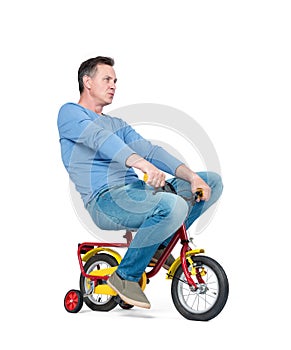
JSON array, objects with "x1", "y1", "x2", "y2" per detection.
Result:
[{"x1": 64, "y1": 289, "x2": 83, "y2": 313}]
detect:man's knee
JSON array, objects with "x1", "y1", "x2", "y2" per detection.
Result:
[
  {"x1": 158, "y1": 193, "x2": 188, "y2": 225},
  {"x1": 207, "y1": 171, "x2": 223, "y2": 201}
]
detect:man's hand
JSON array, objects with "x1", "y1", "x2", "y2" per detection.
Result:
[
  {"x1": 126, "y1": 153, "x2": 166, "y2": 188},
  {"x1": 190, "y1": 173, "x2": 211, "y2": 202},
  {"x1": 175, "y1": 164, "x2": 211, "y2": 202}
]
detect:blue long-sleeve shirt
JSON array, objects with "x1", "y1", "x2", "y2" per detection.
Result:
[{"x1": 57, "y1": 102, "x2": 183, "y2": 206}]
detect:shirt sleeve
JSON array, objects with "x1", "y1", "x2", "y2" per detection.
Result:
[
  {"x1": 57, "y1": 103, "x2": 134, "y2": 165},
  {"x1": 119, "y1": 120, "x2": 184, "y2": 175}
]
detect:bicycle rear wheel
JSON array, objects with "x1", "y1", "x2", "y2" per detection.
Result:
[
  {"x1": 171, "y1": 255, "x2": 229, "y2": 321},
  {"x1": 80, "y1": 253, "x2": 119, "y2": 312}
]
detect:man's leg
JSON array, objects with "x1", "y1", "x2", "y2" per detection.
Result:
[
  {"x1": 161, "y1": 171, "x2": 223, "y2": 246},
  {"x1": 113, "y1": 188, "x2": 189, "y2": 281},
  {"x1": 87, "y1": 180, "x2": 189, "y2": 281},
  {"x1": 89, "y1": 181, "x2": 189, "y2": 308}
]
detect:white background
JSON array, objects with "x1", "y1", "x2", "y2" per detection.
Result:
[{"x1": 1, "y1": 0, "x2": 290, "y2": 348}]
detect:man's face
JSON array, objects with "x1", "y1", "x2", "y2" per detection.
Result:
[{"x1": 87, "y1": 64, "x2": 117, "y2": 107}]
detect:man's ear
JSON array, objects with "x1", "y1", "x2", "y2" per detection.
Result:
[{"x1": 83, "y1": 75, "x2": 92, "y2": 90}]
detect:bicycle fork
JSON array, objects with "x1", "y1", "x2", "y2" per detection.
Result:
[
  {"x1": 180, "y1": 243, "x2": 198, "y2": 290},
  {"x1": 178, "y1": 225, "x2": 207, "y2": 290}
]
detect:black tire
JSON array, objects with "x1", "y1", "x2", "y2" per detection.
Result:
[
  {"x1": 171, "y1": 255, "x2": 229, "y2": 321},
  {"x1": 64, "y1": 289, "x2": 83, "y2": 313},
  {"x1": 80, "y1": 253, "x2": 119, "y2": 312}
]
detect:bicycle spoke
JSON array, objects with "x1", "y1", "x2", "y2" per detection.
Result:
[{"x1": 176, "y1": 264, "x2": 219, "y2": 314}]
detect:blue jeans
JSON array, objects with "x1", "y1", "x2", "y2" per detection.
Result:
[{"x1": 87, "y1": 171, "x2": 223, "y2": 281}]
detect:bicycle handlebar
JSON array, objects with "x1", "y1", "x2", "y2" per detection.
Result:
[{"x1": 143, "y1": 173, "x2": 203, "y2": 203}]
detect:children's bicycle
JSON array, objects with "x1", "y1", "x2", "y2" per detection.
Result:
[{"x1": 64, "y1": 184, "x2": 229, "y2": 321}]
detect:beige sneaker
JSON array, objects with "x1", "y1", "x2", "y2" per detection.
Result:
[
  {"x1": 107, "y1": 272, "x2": 151, "y2": 309},
  {"x1": 149, "y1": 247, "x2": 175, "y2": 270}
]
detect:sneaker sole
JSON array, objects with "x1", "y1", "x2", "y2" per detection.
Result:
[{"x1": 107, "y1": 279, "x2": 151, "y2": 309}]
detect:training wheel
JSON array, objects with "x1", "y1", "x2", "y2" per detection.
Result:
[{"x1": 64, "y1": 289, "x2": 83, "y2": 313}]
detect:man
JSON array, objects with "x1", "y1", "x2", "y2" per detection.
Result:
[{"x1": 57, "y1": 56, "x2": 223, "y2": 309}]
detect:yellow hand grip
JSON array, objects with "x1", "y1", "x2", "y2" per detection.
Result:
[
  {"x1": 196, "y1": 188, "x2": 204, "y2": 199},
  {"x1": 143, "y1": 173, "x2": 148, "y2": 182}
]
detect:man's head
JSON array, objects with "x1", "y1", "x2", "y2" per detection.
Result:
[
  {"x1": 78, "y1": 56, "x2": 117, "y2": 110},
  {"x1": 78, "y1": 56, "x2": 115, "y2": 93}
]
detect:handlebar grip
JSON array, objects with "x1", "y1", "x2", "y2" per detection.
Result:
[
  {"x1": 143, "y1": 173, "x2": 148, "y2": 182},
  {"x1": 196, "y1": 188, "x2": 204, "y2": 199}
]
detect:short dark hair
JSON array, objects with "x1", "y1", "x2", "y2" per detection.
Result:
[{"x1": 78, "y1": 56, "x2": 115, "y2": 94}]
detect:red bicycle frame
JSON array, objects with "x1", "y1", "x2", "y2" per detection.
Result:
[
  {"x1": 146, "y1": 224, "x2": 198, "y2": 288},
  {"x1": 77, "y1": 223, "x2": 199, "y2": 289}
]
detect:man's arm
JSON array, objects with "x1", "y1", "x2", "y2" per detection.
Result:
[
  {"x1": 58, "y1": 103, "x2": 135, "y2": 166},
  {"x1": 121, "y1": 121, "x2": 183, "y2": 175},
  {"x1": 121, "y1": 120, "x2": 210, "y2": 200},
  {"x1": 175, "y1": 164, "x2": 211, "y2": 202},
  {"x1": 126, "y1": 153, "x2": 166, "y2": 188},
  {"x1": 126, "y1": 155, "x2": 211, "y2": 201}
]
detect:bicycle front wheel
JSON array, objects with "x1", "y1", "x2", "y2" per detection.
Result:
[{"x1": 171, "y1": 255, "x2": 229, "y2": 321}]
